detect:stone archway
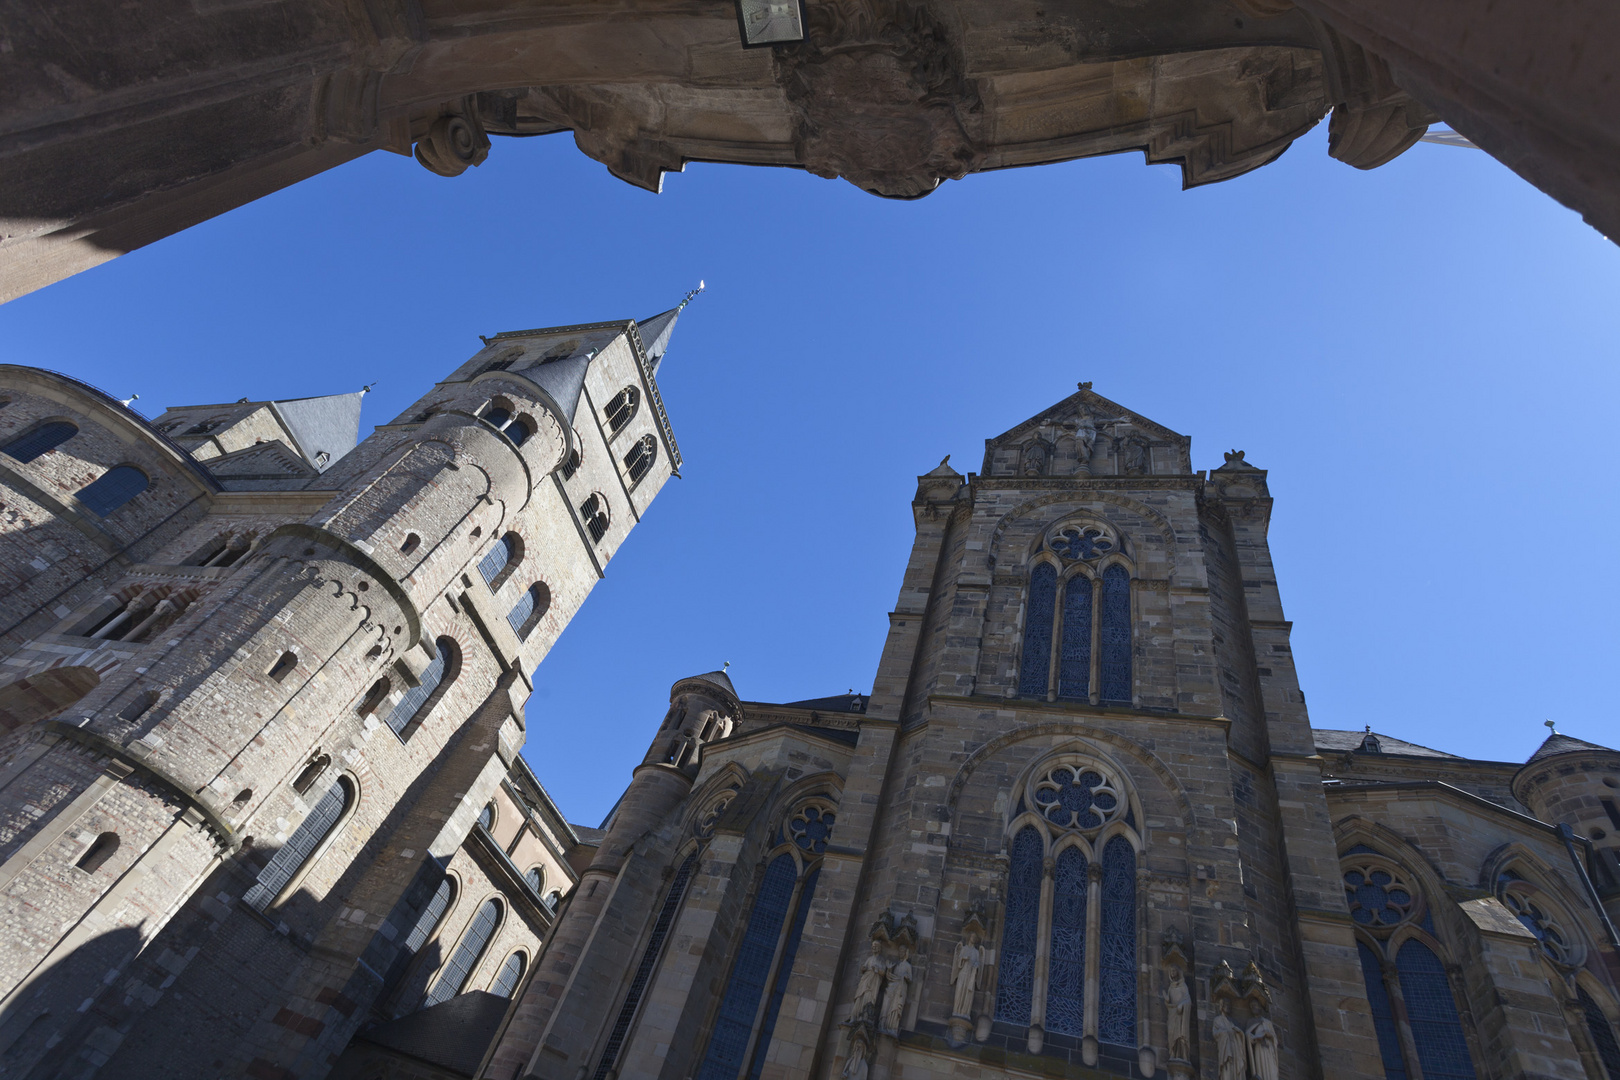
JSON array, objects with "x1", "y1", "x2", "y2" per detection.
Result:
[{"x1": 0, "y1": 667, "x2": 101, "y2": 731}]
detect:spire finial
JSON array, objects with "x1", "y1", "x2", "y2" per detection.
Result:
[
  {"x1": 119, "y1": 393, "x2": 139, "y2": 407},
  {"x1": 361, "y1": 382, "x2": 376, "y2": 396},
  {"x1": 1545, "y1": 719, "x2": 1558, "y2": 734},
  {"x1": 722, "y1": 660, "x2": 730, "y2": 673},
  {"x1": 1364, "y1": 724, "x2": 1371, "y2": 734},
  {"x1": 678, "y1": 280, "x2": 706, "y2": 312}
]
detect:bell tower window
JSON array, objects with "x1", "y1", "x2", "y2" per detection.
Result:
[
  {"x1": 606, "y1": 387, "x2": 639, "y2": 434},
  {"x1": 624, "y1": 434, "x2": 657, "y2": 484},
  {"x1": 580, "y1": 494, "x2": 610, "y2": 542}
]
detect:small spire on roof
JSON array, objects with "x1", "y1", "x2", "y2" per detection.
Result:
[
  {"x1": 1545, "y1": 719, "x2": 1558, "y2": 734},
  {"x1": 361, "y1": 382, "x2": 376, "y2": 396},
  {"x1": 119, "y1": 393, "x2": 139, "y2": 407},
  {"x1": 722, "y1": 660, "x2": 730, "y2": 672}
]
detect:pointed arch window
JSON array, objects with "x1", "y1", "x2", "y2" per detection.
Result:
[
  {"x1": 994, "y1": 759, "x2": 1138, "y2": 1052},
  {"x1": 2, "y1": 421, "x2": 77, "y2": 463},
  {"x1": 696, "y1": 805, "x2": 830, "y2": 1080},
  {"x1": 424, "y1": 898, "x2": 503, "y2": 1007},
  {"x1": 606, "y1": 387, "x2": 639, "y2": 434},
  {"x1": 623, "y1": 435, "x2": 657, "y2": 485},
  {"x1": 1395, "y1": 940, "x2": 1476, "y2": 1080},
  {"x1": 594, "y1": 851, "x2": 699, "y2": 1080},
  {"x1": 1018, "y1": 556, "x2": 1133, "y2": 705},
  {"x1": 1579, "y1": 986, "x2": 1620, "y2": 1080},
  {"x1": 244, "y1": 776, "x2": 353, "y2": 910},
  {"x1": 1018, "y1": 564, "x2": 1057, "y2": 698}
]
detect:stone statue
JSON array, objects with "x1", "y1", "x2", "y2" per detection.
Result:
[
  {"x1": 851, "y1": 940, "x2": 888, "y2": 1018},
  {"x1": 1119, "y1": 432, "x2": 1150, "y2": 476},
  {"x1": 950, "y1": 931, "x2": 982, "y2": 1018},
  {"x1": 1074, "y1": 408, "x2": 1127, "y2": 470},
  {"x1": 1163, "y1": 966, "x2": 1191, "y2": 1062},
  {"x1": 1213, "y1": 998, "x2": 1245, "y2": 1080},
  {"x1": 881, "y1": 952, "x2": 912, "y2": 1034},
  {"x1": 842, "y1": 1033, "x2": 871, "y2": 1080},
  {"x1": 1246, "y1": 999, "x2": 1279, "y2": 1080},
  {"x1": 1021, "y1": 441, "x2": 1048, "y2": 476}
]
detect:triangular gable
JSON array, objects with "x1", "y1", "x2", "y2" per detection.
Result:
[
  {"x1": 270, "y1": 392, "x2": 364, "y2": 472},
  {"x1": 988, "y1": 386, "x2": 1185, "y2": 447}
]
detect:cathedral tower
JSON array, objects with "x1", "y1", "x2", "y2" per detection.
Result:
[{"x1": 0, "y1": 301, "x2": 692, "y2": 1079}]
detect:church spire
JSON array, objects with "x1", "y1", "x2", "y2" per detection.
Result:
[{"x1": 636, "y1": 281, "x2": 703, "y2": 374}]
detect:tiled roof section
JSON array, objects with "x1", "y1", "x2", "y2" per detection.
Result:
[
  {"x1": 356, "y1": 991, "x2": 511, "y2": 1076},
  {"x1": 570, "y1": 824, "x2": 607, "y2": 845},
  {"x1": 1313, "y1": 729, "x2": 1459, "y2": 759},
  {"x1": 781, "y1": 693, "x2": 868, "y2": 713},
  {"x1": 1527, "y1": 732, "x2": 1618, "y2": 763},
  {"x1": 683, "y1": 670, "x2": 738, "y2": 699}
]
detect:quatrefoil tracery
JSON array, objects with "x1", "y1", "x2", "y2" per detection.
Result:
[
  {"x1": 788, "y1": 805, "x2": 836, "y2": 854},
  {"x1": 1029, "y1": 764, "x2": 1124, "y2": 832},
  {"x1": 1049, "y1": 524, "x2": 1115, "y2": 562},
  {"x1": 1342, "y1": 861, "x2": 1417, "y2": 930}
]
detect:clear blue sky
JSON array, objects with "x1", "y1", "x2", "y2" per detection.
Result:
[{"x1": 2, "y1": 125, "x2": 1616, "y2": 825}]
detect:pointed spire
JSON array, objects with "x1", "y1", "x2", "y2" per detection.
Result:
[{"x1": 637, "y1": 281, "x2": 704, "y2": 374}]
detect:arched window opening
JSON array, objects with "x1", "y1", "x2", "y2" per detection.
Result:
[
  {"x1": 1579, "y1": 986, "x2": 1620, "y2": 1080},
  {"x1": 400, "y1": 533, "x2": 421, "y2": 555},
  {"x1": 481, "y1": 403, "x2": 512, "y2": 428},
  {"x1": 994, "y1": 825, "x2": 1043, "y2": 1025},
  {"x1": 117, "y1": 690, "x2": 158, "y2": 723},
  {"x1": 1357, "y1": 941, "x2": 1409, "y2": 1080},
  {"x1": 1495, "y1": 871, "x2": 1571, "y2": 963},
  {"x1": 594, "y1": 852, "x2": 699, "y2": 1080},
  {"x1": 1098, "y1": 565, "x2": 1132, "y2": 703},
  {"x1": 505, "y1": 418, "x2": 531, "y2": 447},
  {"x1": 605, "y1": 387, "x2": 639, "y2": 434},
  {"x1": 695, "y1": 855, "x2": 802, "y2": 1080},
  {"x1": 523, "y1": 867, "x2": 542, "y2": 892},
  {"x1": 292, "y1": 753, "x2": 330, "y2": 795},
  {"x1": 267, "y1": 651, "x2": 298, "y2": 682},
  {"x1": 1044, "y1": 847, "x2": 1088, "y2": 1035},
  {"x1": 580, "y1": 494, "x2": 610, "y2": 543},
  {"x1": 2, "y1": 422, "x2": 78, "y2": 462},
  {"x1": 477, "y1": 803, "x2": 495, "y2": 830},
  {"x1": 478, "y1": 533, "x2": 523, "y2": 591},
  {"x1": 1098, "y1": 836, "x2": 1137, "y2": 1045},
  {"x1": 561, "y1": 435, "x2": 582, "y2": 481},
  {"x1": 357, "y1": 677, "x2": 391, "y2": 717},
  {"x1": 403, "y1": 878, "x2": 456, "y2": 955},
  {"x1": 244, "y1": 776, "x2": 352, "y2": 910},
  {"x1": 75, "y1": 832, "x2": 120, "y2": 873},
  {"x1": 423, "y1": 898, "x2": 502, "y2": 1007},
  {"x1": 508, "y1": 583, "x2": 551, "y2": 641},
  {"x1": 546, "y1": 889, "x2": 561, "y2": 910},
  {"x1": 624, "y1": 435, "x2": 657, "y2": 485},
  {"x1": 76, "y1": 466, "x2": 149, "y2": 517},
  {"x1": 1017, "y1": 563, "x2": 1057, "y2": 698},
  {"x1": 386, "y1": 638, "x2": 456, "y2": 737},
  {"x1": 1394, "y1": 939, "x2": 1476, "y2": 1080},
  {"x1": 490, "y1": 951, "x2": 527, "y2": 998},
  {"x1": 1057, "y1": 576, "x2": 1093, "y2": 701}
]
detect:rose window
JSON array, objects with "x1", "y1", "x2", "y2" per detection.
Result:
[
  {"x1": 1032, "y1": 766, "x2": 1122, "y2": 831},
  {"x1": 1051, "y1": 526, "x2": 1114, "y2": 562},
  {"x1": 788, "y1": 806, "x2": 835, "y2": 853},
  {"x1": 1343, "y1": 863, "x2": 1415, "y2": 928}
]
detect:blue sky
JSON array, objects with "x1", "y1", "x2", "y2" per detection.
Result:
[{"x1": 2, "y1": 124, "x2": 1616, "y2": 825}]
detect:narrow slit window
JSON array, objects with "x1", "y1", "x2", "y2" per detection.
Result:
[
  {"x1": 1017, "y1": 564, "x2": 1057, "y2": 698},
  {"x1": 1057, "y1": 575, "x2": 1093, "y2": 700},
  {"x1": 76, "y1": 832, "x2": 120, "y2": 873},
  {"x1": 1098, "y1": 565, "x2": 1132, "y2": 703},
  {"x1": 267, "y1": 651, "x2": 298, "y2": 682}
]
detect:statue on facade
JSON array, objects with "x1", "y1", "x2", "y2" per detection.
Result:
[
  {"x1": 1073, "y1": 407, "x2": 1127, "y2": 473},
  {"x1": 851, "y1": 939, "x2": 889, "y2": 1018},
  {"x1": 950, "y1": 930, "x2": 981, "y2": 1018},
  {"x1": 1246, "y1": 999, "x2": 1279, "y2": 1080},
  {"x1": 841, "y1": 1028, "x2": 872, "y2": 1080},
  {"x1": 1021, "y1": 440, "x2": 1049, "y2": 476},
  {"x1": 1163, "y1": 964, "x2": 1191, "y2": 1063},
  {"x1": 881, "y1": 951, "x2": 912, "y2": 1034},
  {"x1": 1118, "y1": 432, "x2": 1150, "y2": 476},
  {"x1": 1213, "y1": 998, "x2": 1245, "y2": 1080}
]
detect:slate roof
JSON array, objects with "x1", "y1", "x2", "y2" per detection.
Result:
[
  {"x1": 782, "y1": 693, "x2": 868, "y2": 714},
  {"x1": 526, "y1": 354, "x2": 593, "y2": 424},
  {"x1": 1313, "y1": 729, "x2": 1460, "y2": 759},
  {"x1": 637, "y1": 306, "x2": 681, "y2": 372},
  {"x1": 268, "y1": 391, "x2": 365, "y2": 472},
  {"x1": 683, "y1": 670, "x2": 738, "y2": 699},
  {"x1": 355, "y1": 991, "x2": 511, "y2": 1077},
  {"x1": 1526, "y1": 732, "x2": 1617, "y2": 763}
]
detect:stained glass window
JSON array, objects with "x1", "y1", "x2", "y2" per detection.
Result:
[
  {"x1": 77, "y1": 466, "x2": 149, "y2": 516},
  {"x1": 424, "y1": 899, "x2": 502, "y2": 1007},
  {"x1": 1580, "y1": 985, "x2": 1620, "y2": 1080},
  {"x1": 1018, "y1": 564, "x2": 1057, "y2": 698},
  {"x1": 1099, "y1": 566, "x2": 1131, "y2": 703},
  {"x1": 1395, "y1": 939, "x2": 1476, "y2": 1080},
  {"x1": 1344, "y1": 865, "x2": 1414, "y2": 927},
  {"x1": 1098, "y1": 836, "x2": 1136, "y2": 1045},
  {"x1": 1044, "y1": 847, "x2": 1088, "y2": 1036},
  {"x1": 243, "y1": 778, "x2": 350, "y2": 911},
  {"x1": 696, "y1": 854, "x2": 798, "y2": 1080},
  {"x1": 788, "y1": 807, "x2": 834, "y2": 854},
  {"x1": 746, "y1": 865, "x2": 821, "y2": 1080},
  {"x1": 1058, "y1": 576, "x2": 1093, "y2": 700},
  {"x1": 386, "y1": 639, "x2": 449, "y2": 736},
  {"x1": 489, "y1": 951, "x2": 526, "y2": 998},
  {"x1": 994, "y1": 826, "x2": 1043, "y2": 1025},
  {"x1": 2, "y1": 421, "x2": 76, "y2": 463},
  {"x1": 595, "y1": 853, "x2": 698, "y2": 1079},
  {"x1": 1357, "y1": 941, "x2": 1408, "y2": 1080},
  {"x1": 403, "y1": 878, "x2": 455, "y2": 954},
  {"x1": 1033, "y1": 767, "x2": 1118, "y2": 832}
]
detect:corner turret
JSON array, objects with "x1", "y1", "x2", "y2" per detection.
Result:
[{"x1": 1512, "y1": 729, "x2": 1620, "y2": 921}]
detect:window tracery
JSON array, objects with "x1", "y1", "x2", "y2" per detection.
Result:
[
  {"x1": 1494, "y1": 870, "x2": 1571, "y2": 964},
  {"x1": 1579, "y1": 985, "x2": 1620, "y2": 1080},
  {"x1": 1017, "y1": 527, "x2": 1133, "y2": 704}
]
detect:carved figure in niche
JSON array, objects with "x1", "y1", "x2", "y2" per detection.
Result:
[
  {"x1": 1246, "y1": 999, "x2": 1279, "y2": 1080},
  {"x1": 1164, "y1": 965, "x2": 1191, "y2": 1062},
  {"x1": 1073, "y1": 407, "x2": 1127, "y2": 472},
  {"x1": 1021, "y1": 441, "x2": 1049, "y2": 476},
  {"x1": 842, "y1": 1029, "x2": 872, "y2": 1080},
  {"x1": 881, "y1": 951, "x2": 912, "y2": 1034},
  {"x1": 951, "y1": 930, "x2": 982, "y2": 1018},
  {"x1": 1213, "y1": 999, "x2": 1245, "y2": 1080},
  {"x1": 851, "y1": 939, "x2": 888, "y2": 1018},
  {"x1": 1118, "y1": 432, "x2": 1150, "y2": 476}
]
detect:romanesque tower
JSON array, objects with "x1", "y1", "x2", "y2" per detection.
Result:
[{"x1": 0, "y1": 297, "x2": 695, "y2": 1079}]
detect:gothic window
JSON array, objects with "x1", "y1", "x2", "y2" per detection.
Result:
[
  {"x1": 490, "y1": 951, "x2": 527, "y2": 998},
  {"x1": 1579, "y1": 986, "x2": 1620, "y2": 1080},
  {"x1": 624, "y1": 434, "x2": 657, "y2": 485},
  {"x1": 594, "y1": 852, "x2": 699, "y2": 1080},
  {"x1": 994, "y1": 756, "x2": 1139, "y2": 1050},
  {"x1": 386, "y1": 637, "x2": 456, "y2": 737},
  {"x1": 1344, "y1": 848, "x2": 1477, "y2": 1080},
  {"x1": 479, "y1": 532, "x2": 523, "y2": 590},
  {"x1": 1099, "y1": 566, "x2": 1132, "y2": 703},
  {"x1": 696, "y1": 803, "x2": 831, "y2": 1080},
  {"x1": 606, "y1": 387, "x2": 639, "y2": 434},
  {"x1": 244, "y1": 776, "x2": 353, "y2": 910},
  {"x1": 2, "y1": 421, "x2": 77, "y2": 462},
  {"x1": 1495, "y1": 871, "x2": 1571, "y2": 963},
  {"x1": 76, "y1": 466, "x2": 149, "y2": 516},
  {"x1": 1058, "y1": 576, "x2": 1092, "y2": 700},
  {"x1": 1018, "y1": 563, "x2": 1057, "y2": 698},
  {"x1": 424, "y1": 898, "x2": 503, "y2": 1007},
  {"x1": 581, "y1": 494, "x2": 610, "y2": 542},
  {"x1": 403, "y1": 878, "x2": 456, "y2": 954},
  {"x1": 477, "y1": 803, "x2": 495, "y2": 830},
  {"x1": 75, "y1": 832, "x2": 119, "y2": 873},
  {"x1": 507, "y1": 583, "x2": 551, "y2": 640}
]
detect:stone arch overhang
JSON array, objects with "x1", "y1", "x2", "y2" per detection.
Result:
[
  {"x1": 987, "y1": 491, "x2": 1177, "y2": 579},
  {"x1": 943, "y1": 721, "x2": 1193, "y2": 838},
  {"x1": 1477, "y1": 839, "x2": 1598, "y2": 967},
  {"x1": 767, "y1": 769, "x2": 846, "y2": 824}
]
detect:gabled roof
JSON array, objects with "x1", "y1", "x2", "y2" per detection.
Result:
[
  {"x1": 356, "y1": 991, "x2": 511, "y2": 1077},
  {"x1": 1526, "y1": 732, "x2": 1617, "y2": 763},
  {"x1": 987, "y1": 385, "x2": 1185, "y2": 448},
  {"x1": 780, "y1": 693, "x2": 868, "y2": 714},
  {"x1": 267, "y1": 391, "x2": 364, "y2": 472},
  {"x1": 1313, "y1": 729, "x2": 1460, "y2": 759}
]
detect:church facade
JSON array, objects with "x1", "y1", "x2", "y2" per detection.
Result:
[{"x1": 0, "y1": 334, "x2": 1617, "y2": 1080}]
